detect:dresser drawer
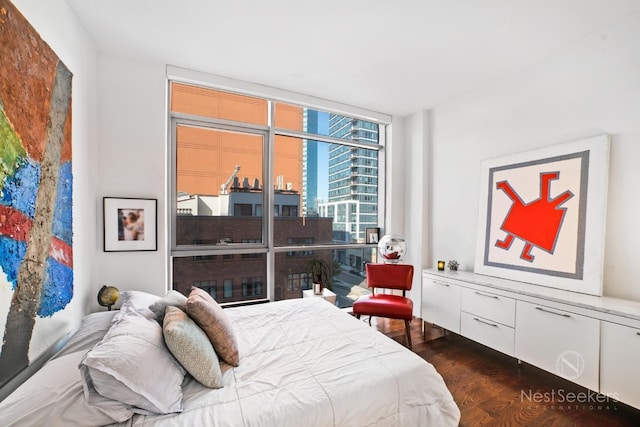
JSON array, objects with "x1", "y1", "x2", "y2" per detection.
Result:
[
  {"x1": 461, "y1": 288, "x2": 515, "y2": 327},
  {"x1": 422, "y1": 274, "x2": 461, "y2": 333},
  {"x1": 515, "y1": 301, "x2": 599, "y2": 391},
  {"x1": 461, "y1": 312, "x2": 515, "y2": 356},
  {"x1": 600, "y1": 321, "x2": 640, "y2": 409}
]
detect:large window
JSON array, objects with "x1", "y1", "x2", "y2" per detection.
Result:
[{"x1": 170, "y1": 79, "x2": 387, "y2": 305}]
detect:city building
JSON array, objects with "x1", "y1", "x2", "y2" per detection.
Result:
[
  {"x1": 321, "y1": 115, "x2": 379, "y2": 243},
  {"x1": 174, "y1": 186, "x2": 335, "y2": 302}
]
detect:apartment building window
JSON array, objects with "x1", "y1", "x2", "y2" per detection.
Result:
[
  {"x1": 169, "y1": 76, "x2": 388, "y2": 306},
  {"x1": 281, "y1": 205, "x2": 298, "y2": 217},
  {"x1": 223, "y1": 279, "x2": 233, "y2": 299},
  {"x1": 242, "y1": 277, "x2": 263, "y2": 297},
  {"x1": 234, "y1": 204, "x2": 253, "y2": 216},
  {"x1": 287, "y1": 273, "x2": 308, "y2": 292},
  {"x1": 194, "y1": 280, "x2": 217, "y2": 299}
]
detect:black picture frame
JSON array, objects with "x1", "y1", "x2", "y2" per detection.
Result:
[
  {"x1": 103, "y1": 197, "x2": 157, "y2": 252},
  {"x1": 365, "y1": 227, "x2": 380, "y2": 244}
]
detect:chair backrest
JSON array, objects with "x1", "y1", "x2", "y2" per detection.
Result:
[{"x1": 365, "y1": 263, "x2": 414, "y2": 292}]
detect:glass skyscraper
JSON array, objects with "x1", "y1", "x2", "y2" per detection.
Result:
[{"x1": 325, "y1": 115, "x2": 379, "y2": 242}]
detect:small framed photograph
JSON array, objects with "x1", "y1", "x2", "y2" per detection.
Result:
[
  {"x1": 104, "y1": 197, "x2": 157, "y2": 252},
  {"x1": 365, "y1": 227, "x2": 380, "y2": 244}
]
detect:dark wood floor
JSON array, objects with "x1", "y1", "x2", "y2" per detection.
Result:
[{"x1": 371, "y1": 316, "x2": 640, "y2": 427}]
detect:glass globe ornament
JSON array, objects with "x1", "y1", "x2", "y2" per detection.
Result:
[{"x1": 377, "y1": 235, "x2": 407, "y2": 263}]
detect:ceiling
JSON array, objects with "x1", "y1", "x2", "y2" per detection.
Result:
[{"x1": 64, "y1": 0, "x2": 640, "y2": 117}]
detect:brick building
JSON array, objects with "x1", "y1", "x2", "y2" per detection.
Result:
[{"x1": 173, "y1": 203, "x2": 334, "y2": 303}]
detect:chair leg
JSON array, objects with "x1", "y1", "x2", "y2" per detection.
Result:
[
  {"x1": 404, "y1": 320, "x2": 412, "y2": 350},
  {"x1": 368, "y1": 316, "x2": 372, "y2": 326}
]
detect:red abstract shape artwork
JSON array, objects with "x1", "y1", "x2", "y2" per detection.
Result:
[{"x1": 495, "y1": 172, "x2": 573, "y2": 262}]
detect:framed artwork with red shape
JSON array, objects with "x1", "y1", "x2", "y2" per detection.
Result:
[{"x1": 474, "y1": 135, "x2": 610, "y2": 296}]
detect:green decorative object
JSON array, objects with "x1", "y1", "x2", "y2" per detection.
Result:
[{"x1": 305, "y1": 258, "x2": 335, "y2": 292}]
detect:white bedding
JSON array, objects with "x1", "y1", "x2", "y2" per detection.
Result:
[
  {"x1": 0, "y1": 297, "x2": 460, "y2": 427},
  {"x1": 117, "y1": 298, "x2": 459, "y2": 426}
]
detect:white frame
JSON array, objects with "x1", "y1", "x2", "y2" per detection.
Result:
[
  {"x1": 474, "y1": 135, "x2": 610, "y2": 296},
  {"x1": 104, "y1": 197, "x2": 157, "y2": 252}
]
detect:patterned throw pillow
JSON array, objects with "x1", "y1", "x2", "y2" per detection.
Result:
[
  {"x1": 186, "y1": 287, "x2": 240, "y2": 366},
  {"x1": 163, "y1": 306, "x2": 224, "y2": 388}
]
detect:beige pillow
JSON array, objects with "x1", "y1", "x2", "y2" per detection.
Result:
[
  {"x1": 163, "y1": 306, "x2": 223, "y2": 388},
  {"x1": 149, "y1": 290, "x2": 187, "y2": 324},
  {"x1": 186, "y1": 287, "x2": 240, "y2": 366}
]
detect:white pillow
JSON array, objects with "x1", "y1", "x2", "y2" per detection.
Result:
[
  {"x1": 0, "y1": 350, "x2": 133, "y2": 426},
  {"x1": 80, "y1": 306, "x2": 186, "y2": 415},
  {"x1": 119, "y1": 289, "x2": 162, "y2": 319},
  {"x1": 119, "y1": 290, "x2": 161, "y2": 308}
]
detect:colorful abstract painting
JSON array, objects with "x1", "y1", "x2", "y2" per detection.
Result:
[
  {"x1": 0, "y1": 0, "x2": 73, "y2": 387},
  {"x1": 474, "y1": 135, "x2": 609, "y2": 296}
]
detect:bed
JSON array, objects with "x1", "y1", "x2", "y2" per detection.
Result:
[{"x1": 0, "y1": 290, "x2": 460, "y2": 426}]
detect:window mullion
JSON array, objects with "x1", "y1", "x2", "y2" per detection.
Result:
[
  {"x1": 265, "y1": 101, "x2": 276, "y2": 301},
  {"x1": 274, "y1": 127, "x2": 382, "y2": 151}
]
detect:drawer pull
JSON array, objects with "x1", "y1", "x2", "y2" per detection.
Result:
[
  {"x1": 535, "y1": 306, "x2": 571, "y2": 318},
  {"x1": 637, "y1": 332, "x2": 640, "y2": 336},
  {"x1": 474, "y1": 291, "x2": 498, "y2": 299},
  {"x1": 433, "y1": 281, "x2": 450, "y2": 287},
  {"x1": 473, "y1": 317, "x2": 498, "y2": 327}
]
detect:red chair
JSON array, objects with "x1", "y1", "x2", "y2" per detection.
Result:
[{"x1": 352, "y1": 263, "x2": 414, "y2": 349}]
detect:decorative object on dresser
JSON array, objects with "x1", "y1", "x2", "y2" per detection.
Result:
[
  {"x1": 353, "y1": 263, "x2": 415, "y2": 349},
  {"x1": 103, "y1": 197, "x2": 157, "y2": 252},
  {"x1": 437, "y1": 260, "x2": 446, "y2": 271},
  {"x1": 474, "y1": 135, "x2": 610, "y2": 296},
  {"x1": 447, "y1": 260, "x2": 459, "y2": 271},
  {"x1": 377, "y1": 234, "x2": 407, "y2": 263}
]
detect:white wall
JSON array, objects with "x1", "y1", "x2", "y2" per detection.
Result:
[
  {"x1": 90, "y1": 8, "x2": 640, "y2": 307},
  {"x1": 11, "y1": 0, "x2": 98, "y2": 342},
  {"x1": 394, "y1": 113, "x2": 430, "y2": 314},
  {"x1": 95, "y1": 54, "x2": 169, "y2": 299},
  {"x1": 424, "y1": 12, "x2": 640, "y2": 301}
]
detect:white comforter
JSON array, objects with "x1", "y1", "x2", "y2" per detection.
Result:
[{"x1": 119, "y1": 298, "x2": 460, "y2": 426}]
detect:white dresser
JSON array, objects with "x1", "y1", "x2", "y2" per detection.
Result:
[{"x1": 422, "y1": 269, "x2": 640, "y2": 409}]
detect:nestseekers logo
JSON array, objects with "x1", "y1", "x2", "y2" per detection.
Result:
[
  {"x1": 555, "y1": 350, "x2": 585, "y2": 380},
  {"x1": 520, "y1": 350, "x2": 620, "y2": 412}
]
